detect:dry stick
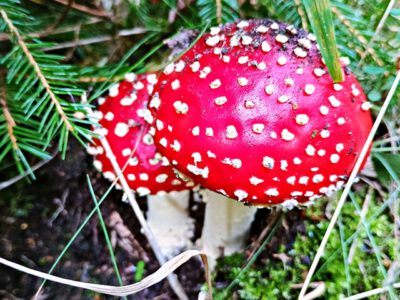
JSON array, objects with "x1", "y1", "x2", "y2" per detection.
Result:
[
  {"x1": 0, "y1": 250, "x2": 211, "y2": 297},
  {"x1": 341, "y1": 282, "x2": 400, "y2": 300},
  {"x1": 50, "y1": 0, "x2": 112, "y2": 19},
  {"x1": 293, "y1": 0, "x2": 309, "y2": 31},
  {"x1": 0, "y1": 10, "x2": 74, "y2": 132},
  {"x1": 358, "y1": 0, "x2": 397, "y2": 67},
  {"x1": 41, "y1": 27, "x2": 149, "y2": 51},
  {"x1": 216, "y1": 0, "x2": 222, "y2": 24},
  {"x1": 98, "y1": 131, "x2": 190, "y2": 300},
  {"x1": 298, "y1": 70, "x2": 400, "y2": 299}
]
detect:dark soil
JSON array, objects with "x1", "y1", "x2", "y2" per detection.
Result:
[{"x1": 0, "y1": 140, "x2": 304, "y2": 300}]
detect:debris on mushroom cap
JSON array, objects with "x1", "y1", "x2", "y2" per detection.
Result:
[
  {"x1": 89, "y1": 73, "x2": 194, "y2": 196},
  {"x1": 148, "y1": 19, "x2": 373, "y2": 206}
]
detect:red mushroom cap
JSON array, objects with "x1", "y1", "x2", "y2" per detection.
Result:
[
  {"x1": 149, "y1": 19, "x2": 373, "y2": 206},
  {"x1": 89, "y1": 73, "x2": 193, "y2": 196}
]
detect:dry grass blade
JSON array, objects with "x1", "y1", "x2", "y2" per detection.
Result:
[
  {"x1": 342, "y1": 282, "x2": 400, "y2": 300},
  {"x1": 302, "y1": 0, "x2": 343, "y2": 82},
  {"x1": 0, "y1": 250, "x2": 212, "y2": 297},
  {"x1": 298, "y1": 70, "x2": 400, "y2": 299}
]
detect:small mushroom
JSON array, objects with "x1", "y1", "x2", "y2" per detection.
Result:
[
  {"x1": 90, "y1": 73, "x2": 194, "y2": 258},
  {"x1": 149, "y1": 20, "x2": 373, "y2": 261}
]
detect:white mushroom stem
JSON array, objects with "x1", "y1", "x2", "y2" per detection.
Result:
[
  {"x1": 147, "y1": 190, "x2": 194, "y2": 258},
  {"x1": 200, "y1": 190, "x2": 257, "y2": 268}
]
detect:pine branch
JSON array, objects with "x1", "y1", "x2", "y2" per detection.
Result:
[
  {"x1": 1, "y1": 9, "x2": 74, "y2": 132},
  {"x1": 0, "y1": 71, "x2": 17, "y2": 151}
]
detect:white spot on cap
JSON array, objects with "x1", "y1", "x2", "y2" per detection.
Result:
[
  {"x1": 287, "y1": 176, "x2": 296, "y2": 185},
  {"x1": 115, "y1": 123, "x2": 129, "y2": 137},
  {"x1": 156, "y1": 120, "x2": 164, "y2": 130},
  {"x1": 306, "y1": 145, "x2": 316, "y2": 156},
  {"x1": 296, "y1": 68, "x2": 304, "y2": 74},
  {"x1": 320, "y1": 129, "x2": 330, "y2": 138},
  {"x1": 337, "y1": 117, "x2": 346, "y2": 125},
  {"x1": 104, "y1": 112, "x2": 114, "y2": 121},
  {"x1": 173, "y1": 101, "x2": 189, "y2": 114},
  {"x1": 330, "y1": 154, "x2": 340, "y2": 163},
  {"x1": 294, "y1": 47, "x2": 307, "y2": 58},
  {"x1": 277, "y1": 56, "x2": 287, "y2": 65},
  {"x1": 312, "y1": 174, "x2": 324, "y2": 183},
  {"x1": 263, "y1": 156, "x2": 275, "y2": 169},
  {"x1": 234, "y1": 190, "x2": 248, "y2": 201},
  {"x1": 281, "y1": 199, "x2": 298, "y2": 210},
  {"x1": 109, "y1": 84, "x2": 119, "y2": 97},
  {"x1": 206, "y1": 35, "x2": 220, "y2": 46},
  {"x1": 223, "y1": 55, "x2": 230, "y2": 63},
  {"x1": 278, "y1": 95, "x2": 289, "y2": 103},
  {"x1": 139, "y1": 173, "x2": 149, "y2": 181},
  {"x1": 238, "y1": 56, "x2": 249, "y2": 64},
  {"x1": 93, "y1": 160, "x2": 102, "y2": 171},
  {"x1": 171, "y1": 140, "x2": 181, "y2": 151},
  {"x1": 361, "y1": 102, "x2": 372, "y2": 111},
  {"x1": 250, "y1": 176, "x2": 264, "y2": 186},
  {"x1": 245, "y1": 100, "x2": 255, "y2": 108},
  {"x1": 261, "y1": 41, "x2": 271, "y2": 52},
  {"x1": 171, "y1": 79, "x2": 180, "y2": 90},
  {"x1": 206, "y1": 127, "x2": 214, "y2": 136},
  {"x1": 241, "y1": 35, "x2": 252, "y2": 45},
  {"x1": 293, "y1": 157, "x2": 302, "y2": 164},
  {"x1": 210, "y1": 26, "x2": 220, "y2": 35},
  {"x1": 237, "y1": 20, "x2": 249, "y2": 28},
  {"x1": 238, "y1": 77, "x2": 249, "y2": 86},
  {"x1": 192, "y1": 152, "x2": 202, "y2": 163},
  {"x1": 265, "y1": 188, "x2": 279, "y2": 196},
  {"x1": 97, "y1": 97, "x2": 106, "y2": 105},
  {"x1": 270, "y1": 22, "x2": 279, "y2": 30},
  {"x1": 257, "y1": 25, "x2": 269, "y2": 32},
  {"x1": 207, "y1": 151, "x2": 216, "y2": 158},
  {"x1": 104, "y1": 171, "x2": 116, "y2": 181},
  {"x1": 314, "y1": 68, "x2": 325, "y2": 77},
  {"x1": 143, "y1": 134, "x2": 154, "y2": 145},
  {"x1": 299, "y1": 176, "x2": 309, "y2": 185},
  {"x1": 122, "y1": 148, "x2": 131, "y2": 156},
  {"x1": 276, "y1": 34, "x2": 288, "y2": 44},
  {"x1": 137, "y1": 187, "x2": 150, "y2": 196},
  {"x1": 281, "y1": 129, "x2": 295, "y2": 141},
  {"x1": 320, "y1": 105, "x2": 329, "y2": 115},
  {"x1": 252, "y1": 123, "x2": 265, "y2": 134},
  {"x1": 304, "y1": 84, "x2": 315, "y2": 95},
  {"x1": 317, "y1": 149, "x2": 326, "y2": 157},
  {"x1": 156, "y1": 174, "x2": 168, "y2": 183},
  {"x1": 285, "y1": 78, "x2": 294, "y2": 87},
  {"x1": 280, "y1": 160, "x2": 288, "y2": 171},
  {"x1": 296, "y1": 114, "x2": 309, "y2": 125},
  {"x1": 328, "y1": 96, "x2": 341, "y2": 107},
  {"x1": 226, "y1": 125, "x2": 238, "y2": 139},
  {"x1": 190, "y1": 61, "x2": 200, "y2": 72},
  {"x1": 352, "y1": 88, "x2": 360, "y2": 96},
  {"x1": 187, "y1": 164, "x2": 209, "y2": 178},
  {"x1": 222, "y1": 158, "x2": 242, "y2": 169},
  {"x1": 334, "y1": 84, "x2": 343, "y2": 91},
  {"x1": 127, "y1": 174, "x2": 136, "y2": 181},
  {"x1": 291, "y1": 191, "x2": 303, "y2": 197},
  {"x1": 257, "y1": 62, "x2": 267, "y2": 70},
  {"x1": 330, "y1": 175, "x2": 338, "y2": 182},
  {"x1": 265, "y1": 84, "x2": 274, "y2": 95},
  {"x1": 215, "y1": 96, "x2": 227, "y2": 105},
  {"x1": 336, "y1": 143, "x2": 344, "y2": 152},
  {"x1": 159, "y1": 137, "x2": 168, "y2": 147},
  {"x1": 164, "y1": 63, "x2": 174, "y2": 75},
  {"x1": 210, "y1": 79, "x2": 221, "y2": 89},
  {"x1": 124, "y1": 73, "x2": 136, "y2": 82},
  {"x1": 270, "y1": 131, "x2": 277, "y2": 139},
  {"x1": 192, "y1": 126, "x2": 200, "y2": 136}
]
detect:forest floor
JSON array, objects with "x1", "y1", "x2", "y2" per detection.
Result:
[{"x1": 0, "y1": 139, "x2": 305, "y2": 300}]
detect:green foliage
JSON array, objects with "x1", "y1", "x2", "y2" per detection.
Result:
[{"x1": 214, "y1": 195, "x2": 398, "y2": 299}]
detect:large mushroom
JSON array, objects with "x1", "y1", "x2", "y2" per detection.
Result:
[
  {"x1": 148, "y1": 19, "x2": 373, "y2": 261},
  {"x1": 89, "y1": 73, "x2": 195, "y2": 258}
]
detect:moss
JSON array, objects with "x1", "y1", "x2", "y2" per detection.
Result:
[{"x1": 213, "y1": 192, "x2": 398, "y2": 299}]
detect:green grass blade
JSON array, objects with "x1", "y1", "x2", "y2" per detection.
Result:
[
  {"x1": 86, "y1": 175, "x2": 127, "y2": 300},
  {"x1": 303, "y1": 0, "x2": 344, "y2": 82}
]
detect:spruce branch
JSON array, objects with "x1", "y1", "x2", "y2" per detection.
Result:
[
  {"x1": 0, "y1": 70, "x2": 17, "y2": 151},
  {"x1": 0, "y1": 9, "x2": 74, "y2": 132}
]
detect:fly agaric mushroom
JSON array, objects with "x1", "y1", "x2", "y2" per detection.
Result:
[
  {"x1": 89, "y1": 73, "x2": 195, "y2": 257},
  {"x1": 148, "y1": 19, "x2": 373, "y2": 260}
]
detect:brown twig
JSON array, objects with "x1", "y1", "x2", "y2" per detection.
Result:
[
  {"x1": 0, "y1": 70, "x2": 17, "y2": 150},
  {"x1": 293, "y1": 0, "x2": 309, "y2": 31},
  {"x1": 1, "y1": 9, "x2": 74, "y2": 132},
  {"x1": 216, "y1": 0, "x2": 222, "y2": 24},
  {"x1": 41, "y1": 0, "x2": 74, "y2": 37},
  {"x1": 50, "y1": 0, "x2": 112, "y2": 19}
]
